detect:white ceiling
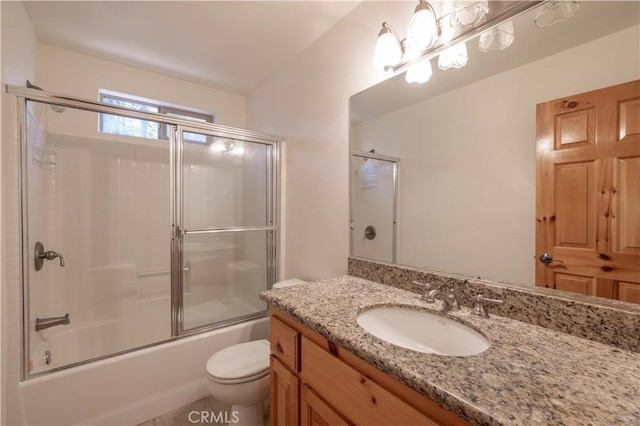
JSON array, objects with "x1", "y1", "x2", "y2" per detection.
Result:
[{"x1": 23, "y1": 0, "x2": 361, "y2": 95}]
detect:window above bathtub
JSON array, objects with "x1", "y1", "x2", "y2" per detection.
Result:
[{"x1": 99, "y1": 90, "x2": 214, "y2": 143}]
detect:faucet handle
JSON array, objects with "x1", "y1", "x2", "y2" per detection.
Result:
[
  {"x1": 413, "y1": 281, "x2": 432, "y2": 301},
  {"x1": 446, "y1": 288, "x2": 461, "y2": 311},
  {"x1": 412, "y1": 280, "x2": 431, "y2": 289},
  {"x1": 470, "y1": 294, "x2": 504, "y2": 319}
]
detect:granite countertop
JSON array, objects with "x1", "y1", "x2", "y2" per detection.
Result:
[{"x1": 260, "y1": 276, "x2": 640, "y2": 426}]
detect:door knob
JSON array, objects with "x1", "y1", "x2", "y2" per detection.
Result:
[{"x1": 539, "y1": 253, "x2": 563, "y2": 265}]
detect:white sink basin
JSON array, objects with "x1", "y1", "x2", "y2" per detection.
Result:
[{"x1": 356, "y1": 306, "x2": 490, "y2": 356}]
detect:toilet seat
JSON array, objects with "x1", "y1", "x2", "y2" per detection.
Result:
[{"x1": 206, "y1": 339, "x2": 270, "y2": 384}]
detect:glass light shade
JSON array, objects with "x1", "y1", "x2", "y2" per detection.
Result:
[
  {"x1": 534, "y1": 1, "x2": 580, "y2": 29},
  {"x1": 450, "y1": 0, "x2": 489, "y2": 27},
  {"x1": 405, "y1": 58, "x2": 433, "y2": 84},
  {"x1": 438, "y1": 42, "x2": 468, "y2": 70},
  {"x1": 478, "y1": 20, "x2": 515, "y2": 52},
  {"x1": 407, "y1": 3, "x2": 439, "y2": 50},
  {"x1": 374, "y1": 25, "x2": 402, "y2": 68}
]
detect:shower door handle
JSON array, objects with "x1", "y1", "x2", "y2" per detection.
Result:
[{"x1": 171, "y1": 225, "x2": 181, "y2": 241}]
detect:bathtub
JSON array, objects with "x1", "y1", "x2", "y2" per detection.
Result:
[
  {"x1": 31, "y1": 320, "x2": 119, "y2": 375},
  {"x1": 17, "y1": 316, "x2": 269, "y2": 425}
]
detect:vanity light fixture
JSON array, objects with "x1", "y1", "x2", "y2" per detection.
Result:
[
  {"x1": 374, "y1": 0, "x2": 580, "y2": 84},
  {"x1": 534, "y1": 0, "x2": 580, "y2": 29},
  {"x1": 374, "y1": 22, "x2": 403, "y2": 68},
  {"x1": 406, "y1": 0, "x2": 440, "y2": 51}
]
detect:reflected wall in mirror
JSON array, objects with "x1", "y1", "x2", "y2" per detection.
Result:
[{"x1": 350, "y1": 2, "x2": 640, "y2": 301}]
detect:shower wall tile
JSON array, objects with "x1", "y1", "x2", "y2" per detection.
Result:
[
  {"x1": 5, "y1": 256, "x2": 21, "y2": 282},
  {"x1": 6, "y1": 279, "x2": 20, "y2": 305},
  {"x1": 7, "y1": 326, "x2": 19, "y2": 351},
  {"x1": 7, "y1": 301, "x2": 19, "y2": 329},
  {"x1": 7, "y1": 343, "x2": 18, "y2": 375}
]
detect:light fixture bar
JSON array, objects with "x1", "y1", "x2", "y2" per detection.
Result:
[{"x1": 387, "y1": 0, "x2": 544, "y2": 73}]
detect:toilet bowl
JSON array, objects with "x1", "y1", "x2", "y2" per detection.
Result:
[
  {"x1": 205, "y1": 279, "x2": 307, "y2": 426},
  {"x1": 206, "y1": 340, "x2": 270, "y2": 426}
]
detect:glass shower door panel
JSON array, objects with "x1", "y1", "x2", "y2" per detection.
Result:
[
  {"x1": 351, "y1": 155, "x2": 397, "y2": 263},
  {"x1": 182, "y1": 136, "x2": 269, "y2": 229},
  {"x1": 182, "y1": 231, "x2": 269, "y2": 331},
  {"x1": 24, "y1": 101, "x2": 172, "y2": 375},
  {"x1": 178, "y1": 127, "x2": 275, "y2": 333}
]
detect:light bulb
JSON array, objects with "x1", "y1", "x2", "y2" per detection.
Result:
[
  {"x1": 534, "y1": 0, "x2": 580, "y2": 29},
  {"x1": 438, "y1": 42, "x2": 468, "y2": 70},
  {"x1": 450, "y1": 0, "x2": 489, "y2": 27},
  {"x1": 374, "y1": 23, "x2": 402, "y2": 68},
  {"x1": 478, "y1": 20, "x2": 515, "y2": 52},
  {"x1": 405, "y1": 58, "x2": 433, "y2": 84},
  {"x1": 209, "y1": 139, "x2": 226, "y2": 154},
  {"x1": 407, "y1": 1, "x2": 439, "y2": 50}
]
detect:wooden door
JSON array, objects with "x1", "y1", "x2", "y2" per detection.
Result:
[
  {"x1": 270, "y1": 357, "x2": 299, "y2": 426},
  {"x1": 536, "y1": 80, "x2": 640, "y2": 303}
]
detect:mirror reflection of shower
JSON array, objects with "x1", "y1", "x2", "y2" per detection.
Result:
[{"x1": 350, "y1": 151, "x2": 399, "y2": 263}]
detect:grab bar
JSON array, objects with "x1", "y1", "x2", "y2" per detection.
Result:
[{"x1": 137, "y1": 266, "x2": 190, "y2": 279}]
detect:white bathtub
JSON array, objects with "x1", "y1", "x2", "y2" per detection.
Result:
[
  {"x1": 17, "y1": 317, "x2": 269, "y2": 425},
  {"x1": 31, "y1": 320, "x2": 119, "y2": 375}
]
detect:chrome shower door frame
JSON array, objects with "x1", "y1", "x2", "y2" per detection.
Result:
[
  {"x1": 7, "y1": 85, "x2": 280, "y2": 379},
  {"x1": 172, "y1": 125, "x2": 280, "y2": 337}
]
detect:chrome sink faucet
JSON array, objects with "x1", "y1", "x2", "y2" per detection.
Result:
[{"x1": 421, "y1": 288, "x2": 460, "y2": 313}]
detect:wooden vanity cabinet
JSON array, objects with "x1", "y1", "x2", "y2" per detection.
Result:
[{"x1": 269, "y1": 308, "x2": 470, "y2": 426}]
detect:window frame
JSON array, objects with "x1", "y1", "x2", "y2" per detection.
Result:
[{"x1": 99, "y1": 93, "x2": 214, "y2": 142}]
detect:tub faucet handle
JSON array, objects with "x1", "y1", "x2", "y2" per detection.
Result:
[{"x1": 34, "y1": 241, "x2": 65, "y2": 270}]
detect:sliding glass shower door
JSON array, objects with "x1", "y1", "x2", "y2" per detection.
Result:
[
  {"x1": 175, "y1": 126, "x2": 276, "y2": 334},
  {"x1": 19, "y1": 94, "x2": 278, "y2": 378},
  {"x1": 24, "y1": 101, "x2": 173, "y2": 375}
]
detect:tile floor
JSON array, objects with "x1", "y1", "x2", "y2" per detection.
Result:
[{"x1": 138, "y1": 396, "x2": 269, "y2": 426}]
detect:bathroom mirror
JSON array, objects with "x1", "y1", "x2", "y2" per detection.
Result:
[{"x1": 350, "y1": 2, "x2": 639, "y2": 293}]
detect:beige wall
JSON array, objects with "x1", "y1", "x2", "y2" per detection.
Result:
[
  {"x1": 247, "y1": 2, "x2": 398, "y2": 281},
  {"x1": 37, "y1": 44, "x2": 247, "y2": 129},
  {"x1": 352, "y1": 25, "x2": 640, "y2": 285}
]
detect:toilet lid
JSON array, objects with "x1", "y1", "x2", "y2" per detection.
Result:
[{"x1": 206, "y1": 339, "x2": 270, "y2": 382}]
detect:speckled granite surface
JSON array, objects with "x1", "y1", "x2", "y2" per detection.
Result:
[
  {"x1": 349, "y1": 257, "x2": 640, "y2": 352},
  {"x1": 261, "y1": 277, "x2": 640, "y2": 426}
]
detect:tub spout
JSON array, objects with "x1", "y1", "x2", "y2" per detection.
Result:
[{"x1": 36, "y1": 313, "x2": 70, "y2": 332}]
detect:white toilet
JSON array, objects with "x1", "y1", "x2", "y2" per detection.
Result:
[{"x1": 205, "y1": 279, "x2": 307, "y2": 426}]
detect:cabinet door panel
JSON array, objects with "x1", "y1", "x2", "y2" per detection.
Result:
[
  {"x1": 270, "y1": 357, "x2": 299, "y2": 426},
  {"x1": 301, "y1": 385, "x2": 352, "y2": 426},
  {"x1": 301, "y1": 337, "x2": 438, "y2": 426},
  {"x1": 270, "y1": 316, "x2": 300, "y2": 372}
]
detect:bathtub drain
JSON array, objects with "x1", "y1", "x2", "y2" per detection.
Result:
[{"x1": 44, "y1": 350, "x2": 52, "y2": 365}]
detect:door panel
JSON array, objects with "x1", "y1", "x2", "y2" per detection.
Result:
[
  {"x1": 618, "y1": 282, "x2": 640, "y2": 304},
  {"x1": 554, "y1": 108, "x2": 595, "y2": 148},
  {"x1": 613, "y1": 156, "x2": 640, "y2": 253},
  {"x1": 176, "y1": 126, "x2": 276, "y2": 333},
  {"x1": 554, "y1": 161, "x2": 595, "y2": 248},
  {"x1": 618, "y1": 98, "x2": 640, "y2": 140},
  {"x1": 536, "y1": 80, "x2": 640, "y2": 303}
]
